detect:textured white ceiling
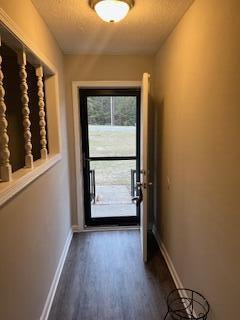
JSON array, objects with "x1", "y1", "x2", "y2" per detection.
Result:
[{"x1": 32, "y1": 0, "x2": 194, "y2": 54}]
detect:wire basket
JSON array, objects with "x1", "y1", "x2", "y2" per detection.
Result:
[{"x1": 164, "y1": 289, "x2": 210, "y2": 320}]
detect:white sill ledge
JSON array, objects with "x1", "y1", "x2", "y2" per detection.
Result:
[{"x1": 0, "y1": 153, "x2": 62, "y2": 207}]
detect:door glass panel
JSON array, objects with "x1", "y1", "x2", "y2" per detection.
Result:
[
  {"x1": 87, "y1": 96, "x2": 137, "y2": 157},
  {"x1": 89, "y1": 160, "x2": 137, "y2": 218}
]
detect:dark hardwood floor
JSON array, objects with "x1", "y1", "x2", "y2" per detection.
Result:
[{"x1": 49, "y1": 231, "x2": 176, "y2": 320}]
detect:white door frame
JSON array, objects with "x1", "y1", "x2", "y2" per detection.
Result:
[{"x1": 72, "y1": 81, "x2": 142, "y2": 232}]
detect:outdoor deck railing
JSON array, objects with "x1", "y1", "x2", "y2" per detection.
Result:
[{"x1": 89, "y1": 169, "x2": 137, "y2": 203}]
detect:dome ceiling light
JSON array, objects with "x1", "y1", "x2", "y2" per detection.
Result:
[{"x1": 89, "y1": 0, "x2": 134, "y2": 23}]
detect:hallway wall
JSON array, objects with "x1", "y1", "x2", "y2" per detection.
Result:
[
  {"x1": 0, "y1": 1, "x2": 71, "y2": 319},
  {"x1": 64, "y1": 54, "x2": 154, "y2": 226},
  {"x1": 153, "y1": 0, "x2": 240, "y2": 319}
]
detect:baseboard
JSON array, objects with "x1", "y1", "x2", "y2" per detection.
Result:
[
  {"x1": 152, "y1": 225, "x2": 184, "y2": 289},
  {"x1": 72, "y1": 224, "x2": 140, "y2": 233},
  {"x1": 40, "y1": 230, "x2": 73, "y2": 320},
  {"x1": 152, "y1": 225, "x2": 196, "y2": 318},
  {"x1": 72, "y1": 224, "x2": 82, "y2": 233}
]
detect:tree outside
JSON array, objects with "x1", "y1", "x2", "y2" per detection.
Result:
[{"x1": 87, "y1": 96, "x2": 136, "y2": 126}]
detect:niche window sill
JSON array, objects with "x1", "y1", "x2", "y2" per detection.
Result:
[{"x1": 0, "y1": 153, "x2": 62, "y2": 207}]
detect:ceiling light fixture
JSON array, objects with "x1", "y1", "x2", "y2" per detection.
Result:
[{"x1": 89, "y1": 0, "x2": 134, "y2": 23}]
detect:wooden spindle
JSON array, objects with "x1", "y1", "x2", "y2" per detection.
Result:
[
  {"x1": 0, "y1": 38, "x2": 12, "y2": 181},
  {"x1": 36, "y1": 66, "x2": 48, "y2": 160},
  {"x1": 18, "y1": 51, "x2": 33, "y2": 169}
]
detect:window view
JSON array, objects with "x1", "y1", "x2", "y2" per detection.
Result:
[
  {"x1": 86, "y1": 95, "x2": 138, "y2": 219},
  {"x1": 88, "y1": 96, "x2": 136, "y2": 157}
]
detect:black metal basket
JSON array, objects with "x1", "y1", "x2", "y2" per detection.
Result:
[{"x1": 164, "y1": 289, "x2": 210, "y2": 320}]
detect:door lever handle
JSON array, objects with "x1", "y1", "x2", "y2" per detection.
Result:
[
  {"x1": 132, "y1": 196, "x2": 139, "y2": 202},
  {"x1": 132, "y1": 186, "x2": 143, "y2": 205},
  {"x1": 132, "y1": 196, "x2": 142, "y2": 206}
]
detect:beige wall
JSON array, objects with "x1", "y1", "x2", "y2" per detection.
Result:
[
  {"x1": 153, "y1": 0, "x2": 240, "y2": 319},
  {"x1": 64, "y1": 54, "x2": 154, "y2": 225},
  {"x1": 0, "y1": 1, "x2": 71, "y2": 319}
]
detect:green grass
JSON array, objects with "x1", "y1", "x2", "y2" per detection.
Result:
[{"x1": 89, "y1": 125, "x2": 136, "y2": 185}]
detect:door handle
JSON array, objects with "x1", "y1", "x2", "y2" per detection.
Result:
[
  {"x1": 132, "y1": 196, "x2": 140, "y2": 202},
  {"x1": 132, "y1": 183, "x2": 143, "y2": 205},
  {"x1": 132, "y1": 195, "x2": 143, "y2": 206}
]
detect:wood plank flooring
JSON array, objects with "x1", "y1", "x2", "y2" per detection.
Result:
[{"x1": 49, "y1": 231, "x2": 176, "y2": 320}]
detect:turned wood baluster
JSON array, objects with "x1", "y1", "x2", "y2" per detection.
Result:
[
  {"x1": 0, "y1": 38, "x2": 12, "y2": 181},
  {"x1": 18, "y1": 51, "x2": 33, "y2": 169},
  {"x1": 36, "y1": 66, "x2": 48, "y2": 160}
]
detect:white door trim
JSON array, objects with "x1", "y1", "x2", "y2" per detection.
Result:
[{"x1": 72, "y1": 81, "x2": 142, "y2": 231}]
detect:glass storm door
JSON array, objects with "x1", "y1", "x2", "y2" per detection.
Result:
[
  {"x1": 80, "y1": 88, "x2": 141, "y2": 226},
  {"x1": 140, "y1": 73, "x2": 150, "y2": 262}
]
